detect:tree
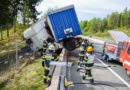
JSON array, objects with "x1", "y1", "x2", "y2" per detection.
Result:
[
  {"x1": 80, "y1": 20, "x2": 88, "y2": 33},
  {"x1": 10, "y1": 0, "x2": 21, "y2": 32},
  {"x1": 20, "y1": 0, "x2": 43, "y2": 29},
  {"x1": 100, "y1": 18, "x2": 107, "y2": 32},
  {"x1": 95, "y1": 18, "x2": 102, "y2": 32},
  {"x1": 107, "y1": 12, "x2": 120, "y2": 29},
  {"x1": 80, "y1": 20, "x2": 87, "y2": 30},
  {"x1": 87, "y1": 18, "x2": 97, "y2": 33},
  {"x1": 0, "y1": 0, "x2": 43, "y2": 39},
  {"x1": 0, "y1": 0, "x2": 13, "y2": 26},
  {"x1": 80, "y1": 7, "x2": 130, "y2": 35}
]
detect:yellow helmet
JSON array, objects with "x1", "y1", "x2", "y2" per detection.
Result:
[{"x1": 86, "y1": 46, "x2": 93, "y2": 52}]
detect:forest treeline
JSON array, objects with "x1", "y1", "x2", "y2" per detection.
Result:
[
  {"x1": 80, "y1": 8, "x2": 130, "y2": 35},
  {"x1": 0, "y1": 0, "x2": 42, "y2": 32},
  {"x1": 0, "y1": 0, "x2": 43, "y2": 40}
]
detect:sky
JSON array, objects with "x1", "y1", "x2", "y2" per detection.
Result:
[{"x1": 36, "y1": 0, "x2": 130, "y2": 21}]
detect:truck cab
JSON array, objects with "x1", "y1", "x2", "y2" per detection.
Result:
[
  {"x1": 106, "y1": 30, "x2": 130, "y2": 76},
  {"x1": 120, "y1": 41, "x2": 130, "y2": 72}
]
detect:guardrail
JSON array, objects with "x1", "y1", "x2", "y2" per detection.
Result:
[{"x1": 45, "y1": 49, "x2": 67, "y2": 90}]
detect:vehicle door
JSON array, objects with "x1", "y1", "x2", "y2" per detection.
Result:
[
  {"x1": 125, "y1": 44, "x2": 130, "y2": 67},
  {"x1": 120, "y1": 42, "x2": 128, "y2": 62}
]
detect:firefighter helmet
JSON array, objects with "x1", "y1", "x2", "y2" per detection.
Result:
[
  {"x1": 86, "y1": 46, "x2": 93, "y2": 52},
  {"x1": 48, "y1": 44, "x2": 55, "y2": 51}
]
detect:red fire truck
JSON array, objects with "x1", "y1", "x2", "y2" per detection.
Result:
[{"x1": 102, "y1": 30, "x2": 130, "y2": 76}]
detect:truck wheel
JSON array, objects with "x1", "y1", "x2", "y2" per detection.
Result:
[
  {"x1": 126, "y1": 70, "x2": 130, "y2": 77},
  {"x1": 63, "y1": 38, "x2": 76, "y2": 51}
]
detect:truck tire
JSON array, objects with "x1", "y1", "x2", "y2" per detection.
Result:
[
  {"x1": 63, "y1": 38, "x2": 76, "y2": 51},
  {"x1": 126, "y1": 70, "x2": 130, "y2": 77}
]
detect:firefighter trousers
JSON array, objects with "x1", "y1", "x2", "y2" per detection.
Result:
[
  {"x1": 79, "y1": 56, "x2": 84, "y2": 62},
  {"x1": 85, "y1": 63, "x2": 94, "y2": 79}
]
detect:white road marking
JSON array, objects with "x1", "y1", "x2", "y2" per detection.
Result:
[{"x1": 97, "y1": 58, "x2": 130, "y2": 89}]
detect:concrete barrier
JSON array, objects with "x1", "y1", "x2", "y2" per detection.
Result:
[
  {"x1": 45, "y1": 66, "x2": 61, "y2": 90},
  {"x1": 45, "y1": 49, "x2": 67, "y2": 90}
]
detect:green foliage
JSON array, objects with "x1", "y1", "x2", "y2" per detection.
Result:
[
  {"x1": 80, "y1": 20, "x2": 88, "y2": 30},
  {"x1": 0, "y1": 0, "x2": 43, "y2": 40},
  {"x1": 107, "y1": 12, "x2": 120, "y2": 29},
  {"x1": 0, "y1": 0, "x2": 13, "y2": 25},
  {"x1": 80, "y1": 8, "x2": 130, "y2": 36},
  {"x1": 0, "y1": 0, "x2": 42, "y2": 25},
  {"x1": 80, "y1": 20, "x2": 88, "y2": 34},
  {"x1": 1, "y1": 59, "x2": 47, "y2": 90}
]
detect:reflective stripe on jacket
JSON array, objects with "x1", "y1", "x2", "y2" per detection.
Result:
[
  {"x1": 44, "y1": 55, "x2": 54, "y2": 59},
  {"x1": 83, "y1": 57, "x2": 88, "y2": 62},
  {"x1": 79, "y1": 47, "x2": 84, "y2": 51},
  {"x1": 79, "y1": 53, "x2": 84, "y2": 56},
  {"x1": 44, "y1": 66, "x2": 50, "y2": 70}
]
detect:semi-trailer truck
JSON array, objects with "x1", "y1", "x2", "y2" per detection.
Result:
[{"x1": 23, "y1": 5, "x2": 82, "y2": 52}]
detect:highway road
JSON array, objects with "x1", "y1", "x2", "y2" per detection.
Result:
[{"x1": 65, "y1": 40, "x2": 130, "y2": 90}]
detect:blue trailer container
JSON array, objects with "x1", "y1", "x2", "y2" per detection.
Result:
[{"x1": 47, "y1": 5, "x2": 82, "y2": 42}]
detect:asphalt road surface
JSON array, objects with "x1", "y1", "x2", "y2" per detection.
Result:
[{"x1": 66, "y1": 44, "x2": 130, "y2": 90}]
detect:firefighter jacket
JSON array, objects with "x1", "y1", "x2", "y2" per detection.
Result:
[
  {"x1": 44, "y1": 50, "x2": 59, "y2": 61},
  {"x1": 79, "y1": 46, "x2": 85, "y2": 56},
  {"x1": 84, "y1": 53, "x2": 96, "y2": 64},
  {"x1": 43, "y1": 46, "x2": 47, "y2": 52}
]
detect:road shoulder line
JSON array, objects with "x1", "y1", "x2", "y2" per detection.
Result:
[{"x1": 97, "y1": 58, "x2": 130, "y2": 89}]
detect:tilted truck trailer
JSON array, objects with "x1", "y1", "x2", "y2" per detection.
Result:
[
  {"x1": 102, "y1": 30, "x2": 130, "y2": 76},
  {"x1": 23, "y1": 5, "x2": 82, "y2": 52}
]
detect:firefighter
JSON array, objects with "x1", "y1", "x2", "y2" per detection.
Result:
[
  {"x1": 43, "y1": 44, "x2": 59, "y2": 84},
  {"x1": 83, "y1": 45, "x2": 95, "y2": 84},
  {"x1": 78, "y1": 39, "x2": 89, "y2": 66},
  {"x1": 81, "y1": 39, "x2": 86, "y2": 48},
  {"x1": 84, "y1": 39, "x2": 89, "y2": 47},
  {"x1": 102, "y1": 42, "x2": 106, "y2": 56},
  {"x1": 43, "y1": 41, "x2": 48, "y2": 54},
  {"x1": 79, "y1": 45, "x2": 85, "y2": 64},
  {"x1": 41, "y1": 41, "x2": 48, "y2": 69},
  {"x1": 79, "y1": 40, "x2": 85, "y2": 60}
]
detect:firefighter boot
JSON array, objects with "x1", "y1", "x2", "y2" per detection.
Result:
[
  {"x1": 83, "y1": 75, "x2": 86, "y2": 80},
  {"x1": 43, "y1": 78, "x2": 47, "y2": 84},
  {"x1": 42, "y1": 61, "x2": 45, "y2": 67},
  {"x1": 47, "y1": 76, "x2": 51, "y2": 86},
  {"x1": 90, "y1": 78, "x2": 94, "y2": 84}
]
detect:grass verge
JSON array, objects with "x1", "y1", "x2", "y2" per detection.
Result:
[
  {"x1": 83, "y1": 28, "x2": 130, "y2": 39},
  {"x1": 1, "y1": 58, "x2": 47, "y2": 90}
]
